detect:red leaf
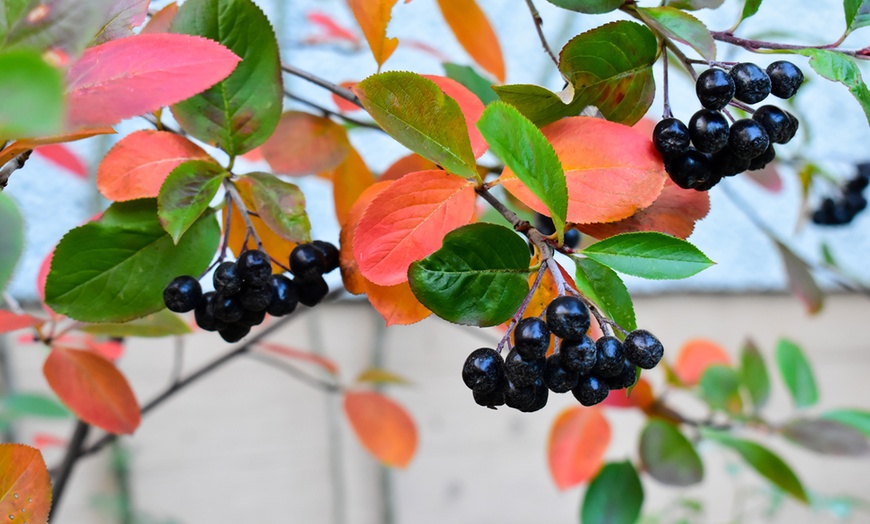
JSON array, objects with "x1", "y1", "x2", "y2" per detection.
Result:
[
  {"x1": 331, "y1": 81, "x2": 363, "y2": 113},
  {"x1": 548, "y1": 406, "x2": 611, "y2": 489},
  {"x1": 348, "y1": 0, "x2": 400, "y2": 68},
  {"x1": 307, "y1": 11, "x2": 360, "y2": 45},
  {"x1": 330, "y1": 146, "x2": 375, "y2": 224},
  {"x1": 96, "y1": 130, "x2": 212, "y2": 201},
  {"x1": 33, "y1": 144, "x2": 87, "y2": 178},
  {"x1": 673, "y1": 338, "x2": 731, "y2": 386},
  {"x1": 340, "y1": 181, "x2": 394, "y2": 295},
  {"x1": 31, "y1": 433, "x2": 67, "y2": 449},
  {"x1": 36, "y1": 248, "x2": 55, "y2": 315},
  {"x1": 577, "y1": 179, "x2": 710, "y2": 240},
  {"x1": 354, "y1": 170, "x2": 476, "y2": 286},
  {"x1": 66, "y1": 33, "x2": 241, "y2": 128},
  {"x1": 85, "y1": 337, "x2": 126, "y2": 362},
  {"x1": 745, "y1": 163, "x2": 783, "y2": 193},
  {"x1": 260, "y1": 111, "x2": 352, "y2": 176},
  {"x1": 0, "y1": 311, "x2": 43, "y2": 334},
  {"x1": 43, "y1": 347, "x2": 141, "y2": 434},
  {"x1": 380, "y1": 153, "x2": 438, "y2": 181},
  {"x1": 600, "y1": 378, "x2": 654, "y2": 410},
  {"x1": 0, "y1": 444, "x2": 52, "y2": 524},
  {"x1": 140, "y1": 2, "x2": 178, "y2": 34},
  {"x1": 344, "y1": 390, "x2": 417, "y2": 468},
  {"x1": 501, "y1": 117, "x2": 666, "y2": 224},
  {"x1": 424, "y1": 75, "x2": 487, "y2": 158},
  {"x1": 256, "y1": 342, "x2": 339, "y2": 376},
  {"x1": 436, "y1": 0, "x2": 505, "y2": 82}
]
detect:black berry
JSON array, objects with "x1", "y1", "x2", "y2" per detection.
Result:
[
  {"x1": 695, "y1": 68, "x2": 736, "y2": 110},
  {"x1": 544, "y1": 353, "x2": 579, "y2": 393},
  {"x1": 572, "y1": 375, "x2": 609, "y2": 406},
  {"x1": 194, "y1": 291, "x2": 226, "y2": 332},
  {"x1": 513, "y1": 317, "x2": 551, "y2": 360},
  {"x1": 752, "y1": 105, "x2": 791, "y2": 144},
  {"x1": 711, "y1": 148, "x2": 751, "y2": 178},
  {"x1": 462, "y1": 348, "x2": 505, "y2": 393},
  {"x1": 163, "y1": 275, "x2": 202, "y2": 313},
  {"x1": 290, "y1": 243, "x2": 327, "y2": 282},
  {"x1": 559, "y1": 335, "x2": 597, "y2": 375},
  {"x1": 298, "y1": 276, "x2": 329, "y2": 307},
  {"x1": 212, "y1": 293, "x2": 244, "y2": 324},
  {"x1": 564, "y1": 228, "x2": 581, "y2": 249},
  {"x1": 665, "y1": 148, "x2": 713, "y2": 190},
  {"x1": 605, "y1": 360, "x2": 638, "y2": 390},
  {"x1": 593, "y1": 336, "x2": 624, "y2": 378},
  {"x1": 239, "y1": 283, "x2": 272, "y2": 312},
  {"x1": 689, "y1": 109, "x2": 730, "y2": 153},
  {"x1": 521, "y1": 379, "x2": 549, "y2": 413},
  {"x1": 534, "y1": 213, "x2": 557, "y2": 236},
  {"x1": 505, "y1": 348, "x2": 546, "y2": 387},
  {"x1": 782, "y1": 112, "x2": 799, "y2": 143},
  {"x1": 312, "y1": 240, "x2": 340, "y2": 273},
  {"x1": 503, "y1": 379, "x2": 536, "y2": 411},
  {"x1": 845, "y1": 192, "x2": 868, "y2": 214},
  {"x1": 748, "y1": 144, "x2": 776, "y2": 171},
  {"x1": 730, "y1": 62, "x2": 771, "y2": 104},
  {"x1": 653, "y1": 118, "x2": 691, "y2": 159},
  {"x1": 473, "y1": 388, "x2": 505, "y2": 409},
  {"x1": 623, "y1": 329, "x2": 664, "y2": 369},
  {"x1": 237, "y1": 250, "x2": 272, "y2": 286},
  {"x1": 767, "y1": 60, "x2": 803, "y2": 99},
  {"x1": 545, "y1": 296, "x2": 590, "y2": 341},
  {"x1": 213, "y1": 261, "x2": 241, "y2": 296},
  {"x1": 266, "y1": 274, "x2": 299, "y2": 317},
  {"x1": 219, "y1": 324, "x2": 250, "y2": 343},
  {"x1": 728, "y1": 119, "x2": 770, "y2": 159},
  {"x1": 236, "y1": 307, "x2": 266, "y2": 328}
]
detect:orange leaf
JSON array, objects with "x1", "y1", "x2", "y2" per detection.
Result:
[
  {"x1": 332, "y1": 81, "x2": 363, "y2": 112},
  {"x1": 43, "y1": 347, "x2": 141, "y2": 434},
  {"x1": 423, "y1": 75, "x2": 487, "y2": 158},
  {"x1": 436, "y1": 0, "x2": 505, "y2": 82},
  {"x1": 261, "y1": 111, "x2": 351, "y2": 176},
  {"x1": 140, "y1": 2, "x2": 178, "y2": 34},
  {"x1": 227, "y1": 179, "x2": 295, "y2": 272},
  {"x1": 354, "y1": 170, "x2": 476, "y2": 286},
  {"x1": 0, "y1": 443, "x2": 52, "y2": 524},
  {"x1": 380, "y1": 153, "x2": 438, "y2": 181},
  {"x1": 344, "y1": 390, "x2": 417, "y2": 468},
  {"x1": 0, "y1": 127, "x2": 115, "y2": 167},
  {"x1": 330, "y1": 146, "x2": 375, "y2": 224},
  {"x1": 673, "y1": 338, "x2": 731, "y2": 386},
  {"x1": 578, "y1": 179, "x2": 710, "y2": 240},
  {"x1": 364, "y1": 279, "x2": 432, "y2": 326},
  {"x1": 600, "y1": 377, "x2": 654, "y2": 410},
  {"x1": 96, "y1": 130, "x2": 212, "y2": 201},
  {"x1": 0, "y1": 311, "x2": 43, "y2": 334},
  {"x1": 256, "y1": 341, "x2": 339, "y2": 376},
  {"x1": 340, "y1": 181, "x2": 394, "y2": 294},
  {"x1": 348, "y1": 0, "x2": 400, "y2": 68},
  {"x1": 501, "y1": 117, "x2": 666, "y2": 224},
  {"x1": 548, "y1": 406, "x2": 611, "y2": 489}
]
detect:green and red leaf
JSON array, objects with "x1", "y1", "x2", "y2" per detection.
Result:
[
  {"x1": 245, "y1": 172, "x2": 311, "y2": 243},
  {"x1": 158, "y1": 160, "x2": 228, "y2": 243}
]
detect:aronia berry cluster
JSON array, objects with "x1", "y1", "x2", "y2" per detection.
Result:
[{"x1": 812, "y1": 163, "x2": 869, "y2": 226}]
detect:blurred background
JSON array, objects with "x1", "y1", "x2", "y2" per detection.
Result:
[{"x1": 2, "y1": 0, "x2": 870, "y2": 522}]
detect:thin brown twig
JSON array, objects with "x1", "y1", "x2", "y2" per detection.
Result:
[
  {"x1": 710, "y1": 31, "x2": 870, "y2": 60},
  {"x1": 523, "y1": 0, "x2": 561, "y2": 69},
  {"x1": 224, "y1": 179, "x2": 264, "y2": 250},
  {"x1": 284, "y1": 90, "x2": 383, "y2": 131},
  {"x1": 281, "y1": 63, "x2": 363, "y2": 107}
]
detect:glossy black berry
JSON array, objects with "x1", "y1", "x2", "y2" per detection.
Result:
[
  {"x1": 728, "y1": 119, "x2": 770, "y2": 159},
  {"x1": 312, "y1": 240, "x2": 340, "y2": 273},
  {"x1": 694, "y1": 170, "x2": 722, "y2": 192},
  {"x1": 604, "y1": 360, "x2": 637, "y2": 390},
  {"x1": 521, "y1": 379, "x2": 549, "y2": 413},
  {"x1": 767, "y1": 60, "x2": 804, "y2": 99},
  {"x1": 623, "y1": 329, "x2": 664, "y2": 369},
  {"x1": 594, "y1": 336, "x2": 624, "y2": 378},
  {"x1": 213, "y1": 261, "x2": 242, "y2": 296},
  {"x1": 163, "y1": 276, "x2": 202, "y2": 313},
  {"x1": 236, "y1": 307, "x2": 266, "y2": 328},
  {"x1": 730, "y1": 62, "x2": 771, "y2": 104},
  {"x1": 503, "y1": 379, "x2": 536, "y2": 411},
  {"x1": 748, "y1": 144, "x2": 776, "y2": 171},
  {"x1": 534, "y1": 213, "x2": 557, "y2": 236},
  {"x1": 564, "y1": 228, "x2": 581, "y2": 249},
  {"x1": 695, "y1": 68, "x2": 736, "y2": 110},
  {"x1": 572, "y1": 375, "x2": 610, "y2": 407},
  {"x1": 559, "y1": 335, "x2": 597, "y2": 375},
  {"x1": 781, "y1": 112, "x2": 799, "y2": 143},
  {"x1": 298, "y1": 276, "x2": 329, "y2": 307},
  {"x1": 544, "y1": 353, "x2": 579, "y2": 393},
  {"x1": 194, "y1": 291, "x2": 226, "y2": 332},
  {"x1": 462, "y1": 348, "x2": 505, "y2": 393},
  {"x1": 752, "y1": 105, "x2": 791, "y2": 144},
  {"x1": 237, "y1": 250, "x2": 272, "y2": 286},
  {"x1": 212, "y1": 293, "x2": 244, "y2": 324},
  {"x1": 711, "y1": 148, "x2": 751, "y2": 178},
  {"x1": 239, "y1": 283, "x2": 272, "y2": 312},
  {"x1": 689, "y1": 109, "x2": 730, "y2": 153},
  {"x1": 266, "y1": 275, "x2": 298, "y2": 317},
  {"x1": 653, "y1": 118, "x2": 691, "y2": 158},
  {"x1": 290, "y1": 244, "x2": 327, "y2": 282},
  {"x1": 473, "y1": 388, "x2": 505, "y2": 409},
  {"x1": 505, "y1": 348, "x2": 546, "y2": 387},
  {"x1": 513, "y1": 317, "x2": 551, "y2": 360},
  {"x1": 545, "y1": 296, "x2": 590, "y2": 341},
  {"x1": 845, "y1": 192, "x2": 868, "y2": 214},
  {"x1": 847, "y1": 172, "x2": 870, "y2": 193},
  {"x1": 219, "y1": 324, "x2": 250, "y2": 343},
  {"x1": 665, "y1": 149, "x2": 713, "y2": 190}
]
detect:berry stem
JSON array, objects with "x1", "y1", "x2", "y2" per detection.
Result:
[
  {"x1": 224, "y1": 179, "x2": 265, "y2": 251},
  {"x1": 545, "y1": 257, "x2": 567, "y2": 296},
  {"x1": 564, "y1": 285, "x2": 630, "y2": 336},
  {"x1": 219, "y1": 192, "x2": 233, "y2": 260},
  {"x1": 496, "y1": 264, "x2": 548, "y2": 354},
  {"x1": 661, "y1": 44, "x2": 673, "y2": 119}
]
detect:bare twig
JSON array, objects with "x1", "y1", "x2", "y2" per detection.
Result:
[
  {"x1": 710, "y1": 31, "x2": 870, "y2": 60},
  {"x1": 281, "y1": 63, "x2": 363, "y2": 107},
  {"x1": 524, "y1": 0, "x2": 561, "y2": 69},
  {"x1": 246, "y1": 351, "x2": 341, "y2": 392},
  {"x1": 284, "y1": 90, "x2": 383, "y2": 132},
  {"x1": 0, "y1": 150, "x2": 32, "y2": 189},
  {"x1": 50, "y1": 421, "x2": 91, "y2": 510}
]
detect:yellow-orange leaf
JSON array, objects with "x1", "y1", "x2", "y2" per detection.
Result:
[
  {"x1": 436, "y1": 0, "x2": 505, "y2": 82},
  {"x1": 348, "y1": 0, "x2": 400, "y2": 68},
  {"x1": 673, "y1": 338, "x2": 731, "y2": 386},
  {"x1": 424, "y1": 75, "x2": 487, "y2": 158},
  {"x1": 380, "y1": 153, "x2": 438, "y2": 181},
  {"x1": 501, "y1": 117, "x2": 666, "y2": 224},
  {"x1": 364, "y1": 279, "x2": 432, "y2": 326},
  {"x1": 344, "y1": 390, "x2": 417, "y2": 468},
  {"x1": 43, "y1": 347, "x2": 140, "y2": 434},
  {"x1": 227, "y1": 179, "x2": 295, "y2": 272},
  {"x1": 548, "y1": 406, "x2": 611, "y2": 489},
  {"x1": 96, "y1": 130, "x2": 212, "y2": 201},
  {"x1": 261, "y1": 111, "x2": 351, "y2": 176},
  {"x1": 0, "y1": 127, "x2": 115, "y2": 167},
  {"x1": 140, "y1": 2, "x2": 178, "y2": 34},
  {"x1": 340, "y1": 181, "x2": 394, "y2": 295},
  {"x1": 331, "y1": 146, "x2": 375, "y2": 224},
  {"x1": 354, "y1": 170, "x2": 476, "y2": 286},
  {"x1": 0, "y1": 443, "x2": 52, "y2": 524}
]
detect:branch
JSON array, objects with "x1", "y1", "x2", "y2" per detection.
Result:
[
  {"x1": 50, "y1": 420, "x2": 90, "y2": 510},
  {"x1": 224, "y1": 179, "x2": 264, "y2": 250},
  {"x1": 524, "y1": 0, "x2": 561, "y2": 69},
  {"x1": 246, "y1": 351, "x2": 341, "y2": 392},
  {"x1": 282, "y1": 63, "x2": 363, "y2": 107},
  {"x1": 284, "y1": 90, "x2": 383, "y2": 132},
  {"x1": 0, "y1": 150, "x2": 32, "y2": 190},
  {"x1": 710, "y1": 31, "x2": 869, "y2": 59}
]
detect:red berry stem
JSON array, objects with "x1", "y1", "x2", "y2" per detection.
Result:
[
  {"x1": 224, "y1": 179, "x2": 264, "y2": 251},
  {"x1": 496, "y1": 264, "x2": 548, "y2": 354}
]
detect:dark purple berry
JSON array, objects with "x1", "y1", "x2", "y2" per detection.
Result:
[
  {"x1": 748, "y1": 144, "x2": 776, "y2": 171},
  {"x1": 213, "y1": 261, "x2": 241, "y2": 296},
  {"x1": 559, "y1": 335, "x2": 597, "y2": 375},
  {"x1": 267, "y1": 275, "x2": 299, "y2": 317},
  {"x1": 219, "y1": 324, "x2": 250, "y2": 343},
  {"x1": 473, "y1": 388, "x2": 505, "y2": 409},
  {"x1": 290, "y1": 244, "x2": 327, "y2": 282},
  {"x1": 545, "y1": 296, "x2": 590, "y2": 341},
  {"x1": 462, "y1": 348, "x2": 505, "y2": 393},
  {"x1": 781, "y1": 112, "x2": 799, "y2": 143},
  {"x1": 847, "y1": 173, "x2": 870, "y2": 193},
  {"x1": 730, "y1": 62, "x2": 771, "y2": 104},
  {"x1": 163, "y1": 275, "x2": 202, "y2": 313},
  {"x1": 564, "y1": 228, "x2": 581, "y2": 249},
  {"x1": 212, "y1": 293, "x2": 244, "y2": 323},
  {"x1": 665, "y1": 148, "x2": 713, "y2": 190},
  {"x1": 298, "y1": 276, "x2": 329, "y2": 307},
  {"x1": 505, "y1": 348, "x2": 546, "y2": 387},
  {"x1": 767, "y1": 60, "x2": 803, "y2": 99},
  {"x1": 534, "y1": 213, "x2": 557, "y2": 236},
  {"x1": 236, "y1": 307, "x2": 266, "y2": 328},
  {"x1": 521, "y1": 379, "x2": 549, "y2": 413},
  {"x1": 513, "y1": 317, "x2": 551, "y2": 360},
  {"x1": 312, "y1": 240, "x2": 340, "y2": 273},
  {"x1": 693, "y1": 170, "x2": 722, "y2": 192},
  {"x1": 845, "y1": 192, "x2": 867, "y2": 214},
  {"x1": 194, "y1": 291, "x2": 226, "y2": 332},
  {"x1": 237, "y1": 250, "x2": 272, "y2": 286},
  {"x1": 689, "y1": 109, "x2": 729, "y2": 153},
  {"x1": 605, "y1": 360, "x2": 637, "y2": 390},
  {"x1": 695, "y1": 68, "x2": 736, "y2": 110},
  {"x1": 653, "y1": 118, "x2": 690, "y2": 158},
  {"x1": 623, "y1": 329, "x2": 664, "y2": 369},
  {"x1": 572, "y1": 375, "x2": 610, "y2": 406},
  {"x1": 711, "y1": 148, "x2": 751, "y2": 178},
  {"x1": 239, "y1": 283, "x2": 272, "y2": 312},
  {"x1": 728, "y1": 119, "x2": 770, "y2": 159},
  {"x1": 594, "y1": 336, "x2": 625, "y2": 378},
  {"x1": 752, "y1": 105, "x2": 791, "y2": 144},
  {"x1": 544, "y1": 353, "x2": 579, "y2": 393},
  {"x1": 503, "y1": 379, "x2": 536, "y2": 411}
]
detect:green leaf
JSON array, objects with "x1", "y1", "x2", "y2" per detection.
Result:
[
  {"x1": 354, "y1": 71, "x2": 479, "y2": 181},
  {"x1": 699, "y1": 365, "x2": 743, "y2": 413},
  {"x1": 775, "y1": 338, "x2": 818, "y2": 409},
  {"x1": 45, "y1": 199, "x2": 220, "y2": 323},
  {"x1": 1, "y1": 393, "x2": 69, "y2": 419},
  {"x1": 0, "y1": 49, "x2": 63, "y2": 139},
  {"x1": 408, "y1": 223, "x2": 531, "y2": 327},
  {"x1": 844, "y1": 0, "x2": 870, "y2": 33},
  {"x1": 476, "y1": 101, "x2": 567, "y2": 241},
  {"x1": 158, "y1": 160, "x2": 227, "y2": 243},
  {"x1": 702, "y1": 430, "x2": 808, "y2": 503},
  {"x1": 820, "y1": 409, "x2": 870, "y2": 438},
  {"x1": 739, "y1": 339, "x2": 770, "y2": 411},
  {"x1": 639, "y1": 419, "x2": 704, "y2": 486},
  {"x1": 2, "y1": 0, "x2": 115, "y2": 58},
  {"x1": 774, "y1": 240, "x2": 823, "y2": 314},
  {"x1": 573, "y1": 258, "x2": 636, "y2": 332},
  {"x1": 443, "y1": 63, "x2": 498, "y2": 105},
  {"x1": 637, "y1": 7, "x2": 716, "y2": 60},
  {"x1": 581, "y1": 232, "x2": 714, "y2": 280},
  {"x1": 245, "y1": 172, "x2": 311, "y2": 243},
  {"x1": 491, "y1": 84, "x2": 568, "y2": 126},
  {"x1": 781, "y1": 418, "x2": 870, "y2": 456},
  {"x1": 0, "y1": 0, "x2": 30, "y2": 45},
  {"x1": 545, "y1": 0, "x2": 623, "y2": 14},
  {"x1": 796, "y1": 49, "x2": 870, "y2": 127},
  {"x1": 737, "y1": 0, "x2": 764, "y2": 26},
  {"x1": 81, "y1": 309, "x2": 193, "y2": 338},
  {"x1": 581, "y1": 461, "x2": 644, "y2": 524},
  {"x1": 0, "y1": 193, "x2": 23, "y2": 291},
  {"x1": 170, "y1": 0, "x2": 282, "y2": 156},
  {"x1": 664, "y1": 0, "x2": 725, "y2": 10}
]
